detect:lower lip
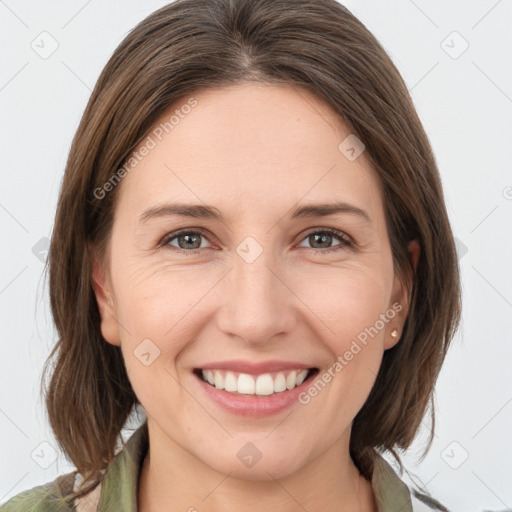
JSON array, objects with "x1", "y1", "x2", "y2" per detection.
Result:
[{"x1": 194, "y1": 370, "x2": 318, "y2": 418}]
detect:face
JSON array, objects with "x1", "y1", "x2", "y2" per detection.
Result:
[{"x1": 93, "y1": 82, "x2": 419, "y2": 480}]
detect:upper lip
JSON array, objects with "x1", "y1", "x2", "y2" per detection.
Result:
[{"x1": 197, "y1": 360, "x2": 317, "y2": 375}]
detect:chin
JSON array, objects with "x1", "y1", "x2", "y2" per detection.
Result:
[{"x1": 196, "y1": 437, "x2": 310, "y2": 481}]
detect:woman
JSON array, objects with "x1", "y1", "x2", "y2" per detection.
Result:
[{"x1": 1, "y1": 0, "x2": 461, "y2": 510}]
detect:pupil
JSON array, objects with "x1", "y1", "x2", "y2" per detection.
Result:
[
  {"x1": 181, "y1": 234, "x2": 200, "y2": 249},
  {"x1": 313, "y1": 233, "x2": 331, "y2": 248}
]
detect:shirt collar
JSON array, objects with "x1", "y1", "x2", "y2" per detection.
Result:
[
  {"x1": 97, "y1": 422, "x2": 148, "y2": 512},
  {"x1": 371, "y1": 450, "x2": 413, "y2": 511},
  {"x1": 95, "y1": 422, "x2": 412, "y2": 512}
]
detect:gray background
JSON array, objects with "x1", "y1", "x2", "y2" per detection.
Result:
[{"x1": 0, "y1": 0, "x2": 511, "y2": 510}]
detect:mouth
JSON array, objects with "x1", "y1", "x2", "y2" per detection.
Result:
[{"x1": 193, "y1": 367, "x2": 319, "y2": 396}]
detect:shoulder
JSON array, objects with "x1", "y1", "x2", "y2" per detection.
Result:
[
  {"x1": 371, "y1": 451, "x2": 449, "y2": 512},
  {"x1": 410, "y1": 489, "x2": 450, "y2": 512},
  {"x1": 1, "y1": 423, "x2": 147, "y2": 512},
  {"x1": 0, "y1": 472, "x2": 77, "y2": 512}
]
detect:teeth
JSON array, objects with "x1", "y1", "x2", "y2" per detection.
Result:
[
  {"x1": 201, "y1": 369, "x2": 311, "y2": 395},
  {"x1": 296, "y1": 370, "x2": 308, "y2": 386},
  {"x1": 238, "y1": 373, "x2": 255, "y2": 394},
  {"x1": 214, "y1": 370, "x2": 224, "y2": 389},
  {"x1": 274, "y1": 372, "x2": 287, "y2": 392},
  {"x1": 255, "y1": 374, "x2": 274, "y2": 395},
  {"x1": 286, "y1": 370, "x2": 297, "y2": 390},
  {"x1": 224, "y1": 371, "x2": 237, "y2": 392}
]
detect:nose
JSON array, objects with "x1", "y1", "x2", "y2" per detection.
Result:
[{"x1": 216, "y1": 249, "x2": 297, "y2": 346}]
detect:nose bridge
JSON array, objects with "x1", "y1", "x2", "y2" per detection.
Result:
[{"x1": 218, "y1": 239, "x2": 294, "y2": 343}]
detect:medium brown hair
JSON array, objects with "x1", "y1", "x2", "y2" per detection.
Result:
[{"x1": 43, "y1": 0, "x2": 462, "y2": 503}]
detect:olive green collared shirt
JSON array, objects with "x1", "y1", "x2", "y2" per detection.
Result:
[{"x1": 1, "y1": 422, "x2": 430, "y2": 511}]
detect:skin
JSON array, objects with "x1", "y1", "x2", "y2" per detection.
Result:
[{"x1": 92, "y1": 82, "x2": 420, "y2": 512}]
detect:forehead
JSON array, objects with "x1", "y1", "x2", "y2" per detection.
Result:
[{"x1": 115, "y1": 82, "x2": 384, "y2": 225}]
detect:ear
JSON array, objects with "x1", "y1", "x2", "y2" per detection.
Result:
[
  {"x1": 384, "y1": 240, "x2": 420, "y2": 349},
  {"x1": 90, "y1": 243, "x2": 121, "y2": 346}
]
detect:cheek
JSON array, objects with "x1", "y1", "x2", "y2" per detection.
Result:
[
  {"x1": 113, "y1": 264, "x2": 209, "y2": 421},
  {"x1": 291, "y1": 263, "x2": 391, "y2": 347},
  {"x1": 112, "y1": 260, "x2": 216, "y2": 338},
  {"x1": 297, "y1": 289, "x2": 388, "y2": 435},
  {"x1": 111, "y1": 261, "x2": 228, "y2": 403},
  {"x1": 291, "y1": 266, "x2": 390, "y2": 413}
]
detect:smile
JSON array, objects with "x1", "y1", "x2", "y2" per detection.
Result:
[{"x1": 194, "y1": 368, "x2": 318, "y2": 396}]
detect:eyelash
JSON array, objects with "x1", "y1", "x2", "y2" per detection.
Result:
[{"x1": 160, "y1": 227, "x2": 353, "y2": 256}]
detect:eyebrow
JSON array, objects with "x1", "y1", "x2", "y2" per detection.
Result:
[{"x1": 139, "y1": 201, "x2": 371, "y2": 224}]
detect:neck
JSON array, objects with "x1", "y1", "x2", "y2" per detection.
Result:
[{"x1": 137, "y1": 422, "x2": 377, "y2": 512}]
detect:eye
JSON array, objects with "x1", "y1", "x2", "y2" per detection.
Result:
[
  {"x1": 162, "y1": 229, "x2": 213, "y2": 254},
  {"x1": 297, "y1": 228, "x2": 352, "y2": 253},
  {"x1": 161, "y1": 227, "x2": 353, "y2": 255}
]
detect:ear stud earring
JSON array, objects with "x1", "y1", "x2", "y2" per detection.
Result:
[{"x1": 391, "y1": 329, "x2": 399, "y2": 338}]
